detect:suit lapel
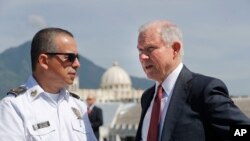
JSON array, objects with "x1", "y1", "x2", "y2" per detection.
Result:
[
  {"x1": 135, "y1": 86, "x2": 155, "y2": 141},
  {"x1": 141, "y1": 87, "x2": 155, "y2": 117},
  {"x1": 160, "y1": 66, "x2": 193, "y2": 141}
]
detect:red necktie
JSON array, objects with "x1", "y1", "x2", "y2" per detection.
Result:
[
  {"x1": 87, "y1": 107, "x2": 91, "y2": 115},
  {"x1": 147, "y1": 84, "x2": 163, "y2": 141}
]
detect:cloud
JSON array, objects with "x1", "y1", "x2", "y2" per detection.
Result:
[{"x1": 27, "y1": 15, "x2": 47, "y2": 29}]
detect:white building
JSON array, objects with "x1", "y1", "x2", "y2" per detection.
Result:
[{"x1": 69, "y1": 62, "x2": 143, "y2": 103}]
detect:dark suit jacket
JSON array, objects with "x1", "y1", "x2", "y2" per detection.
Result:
[
  {"x1": 88, "y1": 106, "x2": 103, "y2": 140},
  {"x1": 135, "y1": 66, "x2": 250, "y2": 141}
]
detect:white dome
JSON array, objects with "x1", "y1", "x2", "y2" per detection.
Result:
[{"x1": 100, "y1": 62, "x2": 132, "y2": 90}]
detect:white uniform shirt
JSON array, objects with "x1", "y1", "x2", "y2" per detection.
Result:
[{"x1": 0, "y1": 75, "x2": 97, "y2": 141}]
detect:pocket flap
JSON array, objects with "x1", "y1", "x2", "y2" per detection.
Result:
[{"x1": 71, "y1": 119, "x2": 91, "y2": 133}]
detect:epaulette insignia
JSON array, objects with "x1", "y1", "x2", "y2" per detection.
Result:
[
  {"x1": 70, "y1": 92, "x2": 80, "y2": 99},
  {"x1": 7, "y1": 86, "x2": 27, "y2": 97}
]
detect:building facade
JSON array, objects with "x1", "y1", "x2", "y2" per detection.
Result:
[{"x1": 69, "y1": 62, "x2": 143, "y2": 103}]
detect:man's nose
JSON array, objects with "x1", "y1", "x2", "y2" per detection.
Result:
[{"x1": 72, "y1": 58, "x2": 80, "y2": 68}]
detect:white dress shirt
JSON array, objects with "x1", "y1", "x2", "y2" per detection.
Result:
[
  {"x1": 0, "y1": 75, "x2": 97, "y2": 141},
  {"x1": 141, "y1": 63, "x2": 183, "y2": 141}
]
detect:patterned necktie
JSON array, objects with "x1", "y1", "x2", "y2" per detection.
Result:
[{"x1": 147, "y1": 84, "x2": 163, "y2": 141}]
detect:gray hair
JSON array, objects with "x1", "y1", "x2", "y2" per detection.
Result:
[
  {"x1": 162, "y1": 26, "x2": 184, "y2": 56},
  {"x1": 139, "y1": 20, "x2": 184, "y2": 57}
]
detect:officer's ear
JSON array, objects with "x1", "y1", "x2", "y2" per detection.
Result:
[{"x1": 38, "y1": 54, "x2": 49, "y2": 70}]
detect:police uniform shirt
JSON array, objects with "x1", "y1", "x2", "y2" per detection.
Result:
[{"x1": 0, "y1": 75, "x2": 97, "y2": 141}]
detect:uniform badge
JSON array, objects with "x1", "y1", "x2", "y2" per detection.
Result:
[{"x1": 71, "y1": 107, "x2": 82, "y2": 119}]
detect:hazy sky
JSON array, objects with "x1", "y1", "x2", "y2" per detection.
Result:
[{"x1": 0, "y1": 0, "x2": 250, "y2": 96}]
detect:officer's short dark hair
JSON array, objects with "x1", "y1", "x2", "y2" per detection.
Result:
[{"x1": 31, "y1": 28, "x2": 74, "y2": 72}]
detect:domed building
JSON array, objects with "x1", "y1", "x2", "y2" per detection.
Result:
[
  {"x1": 100, "y1": 62, "x2": 132, "y2": 91},
  {"x1": 69, "y1": 62, "x2": 143, "y2": 103}
]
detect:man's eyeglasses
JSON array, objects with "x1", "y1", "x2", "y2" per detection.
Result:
[{"x1": 45, "y1": 53, "x2": 79, "y2": 62}]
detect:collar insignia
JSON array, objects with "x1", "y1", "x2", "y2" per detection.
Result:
[{"x1": 31, "y1": 90, "x2": 37, "y2": 97}]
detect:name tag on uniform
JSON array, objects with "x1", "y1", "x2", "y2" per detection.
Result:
[{"x1": 32, "y1": 121, "x2": 50, "y2": 131}]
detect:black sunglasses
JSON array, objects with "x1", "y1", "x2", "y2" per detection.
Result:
[{"x1": 45, "y1": 53, "x2": 79, "y2": 62}]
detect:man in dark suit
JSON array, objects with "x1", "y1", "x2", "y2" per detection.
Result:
[
  {"x1": 135, "y1": 20, "x2": 250, "y2": 141},
  {"x1": 86, "y1": 94, "x2": 103, "y2": 141}
]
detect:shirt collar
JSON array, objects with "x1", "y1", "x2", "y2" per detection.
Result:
[
  {"x1": 155, "y1": 63, "x2": 183, "y2": 97},
  {"x1": 88, "y1": 104, "x2": 95, "y2": 110},
  {"x1": 25, "y1": 75, "x2": 70, "y2": 102}
]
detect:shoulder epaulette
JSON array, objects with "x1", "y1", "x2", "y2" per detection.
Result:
[
  {"x1": 7, "y1": 86, "x2": 27, "y2": 97},
  {"x1": 70, "y1": 92, "x2": 80, "y2": 99}
]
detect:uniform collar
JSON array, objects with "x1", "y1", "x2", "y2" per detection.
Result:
[{"x1": 25, "y1": 75, "x2": 70, "y2": 102}]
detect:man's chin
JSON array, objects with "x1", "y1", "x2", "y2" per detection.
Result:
[
  {"x1": 66, "y1": 79, "x2": 74, "y2": 85},
  {"x1": 146, "y1": 74, "x2": 154, "y2": 80},
  {"x1": 146, "y1": 73, "x2": 157, "y2": 81}
]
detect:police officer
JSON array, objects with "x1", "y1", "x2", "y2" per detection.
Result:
[{"x1": 0, "y1": 28, "x2": 97, "y2": 141}]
